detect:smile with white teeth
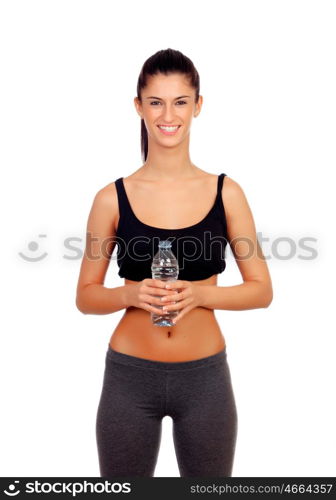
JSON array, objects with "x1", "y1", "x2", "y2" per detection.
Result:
[{"x1": 158, "y1": 125, "x2": 180, "y2": 131}]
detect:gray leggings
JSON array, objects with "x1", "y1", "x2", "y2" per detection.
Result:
[{"x1": 96, "y1": 344, "x2": 238, "y2": 477}]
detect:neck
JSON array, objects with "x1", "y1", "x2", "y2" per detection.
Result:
[{"x1": 142, "y1": 138, "x2": 198, "y2": 180}]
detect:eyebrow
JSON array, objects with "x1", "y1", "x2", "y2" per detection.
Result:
[{"x1": 145, "y1": 95, "x2": 191, "y2": 100}]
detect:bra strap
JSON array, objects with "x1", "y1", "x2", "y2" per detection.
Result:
[
  {"x1": 216, "y1": 173, "x2": 226, "y2": 211},
  {"x1": 115, "y1": 177, "x2": 132, "y2": 228},
  {"x1": 217, "y1": 173, "x2": 226, "y2": 197},
  {"x1": 115, "y1": 177, "x2": 127, "y2": 204}
]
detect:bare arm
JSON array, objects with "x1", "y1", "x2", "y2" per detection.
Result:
[
  {"x1": 199, "y1": 176, "x2": 273, "y2": 311},
  {"x1": 75, "y1": 183, "x2": 127, "y2": 314},
  {"x1": 199, "y1": 278, "x2": 272, "y2": 311},
  {"x1": 77, "y1": 283, "x2": 131, "y2": 315}
]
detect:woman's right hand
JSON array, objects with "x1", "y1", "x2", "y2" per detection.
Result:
[{"x1": 125, "y1": 279, "x2": 176, "y2": 314}]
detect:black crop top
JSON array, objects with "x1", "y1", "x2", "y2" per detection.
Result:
[{"x1": 113, "y1": 173, "x2": 228, "y2": 281}]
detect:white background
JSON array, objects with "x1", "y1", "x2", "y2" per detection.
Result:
[{"x1": 1, "y1": 0, "x2": 335, "y2": 477}]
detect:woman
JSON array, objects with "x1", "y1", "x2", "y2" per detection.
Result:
[{"x1": 76, "y1": 48, "x2": 273, "y2": 477}]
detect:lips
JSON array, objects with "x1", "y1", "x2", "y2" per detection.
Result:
[{"x1": 157, "y1": 125, "x2": 181, "y2": 135}]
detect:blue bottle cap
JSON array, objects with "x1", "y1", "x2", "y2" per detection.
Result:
[{"x1": 158, "y1": 240, "x2": 172, "y2": 248}]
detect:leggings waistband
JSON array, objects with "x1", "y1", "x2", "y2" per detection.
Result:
[{"x1": 106, "y1": 344, "x2": 227, "y2": 371}]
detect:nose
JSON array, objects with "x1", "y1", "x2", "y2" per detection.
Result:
[{"x1": 161, "y1": 104, "x2": 176, "y2": 123}]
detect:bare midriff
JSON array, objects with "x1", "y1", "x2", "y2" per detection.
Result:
[{"x1": 109, "y1": 273, "x2": 226, "y2": 362}]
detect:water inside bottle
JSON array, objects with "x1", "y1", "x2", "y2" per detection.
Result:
[{"x1": 151, "y1": 266, "x2": 178, "y2": 327}]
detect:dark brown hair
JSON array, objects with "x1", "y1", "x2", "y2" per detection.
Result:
[{"x1": 136, "y1": 48, "x2": 200, "y2": 162}]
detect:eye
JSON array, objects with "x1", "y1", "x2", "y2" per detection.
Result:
[{"x1": 149, "y1": 100, "x2": 187, "y2": 106}]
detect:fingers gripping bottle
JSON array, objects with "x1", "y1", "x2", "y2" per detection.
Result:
[{"x1": 151, "y1": 240, "x2": 179, "y2": 327}]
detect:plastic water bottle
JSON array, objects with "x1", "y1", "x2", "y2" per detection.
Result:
[{"x1": 151, "y1": 240, "x2": 179, "y2": 327}]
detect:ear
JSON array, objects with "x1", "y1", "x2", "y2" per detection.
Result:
[
  {"x1": 134, "y1": 96, "x2": 143, "y2": 118},
  {"x1": 194, "y1": 95, "x2": 203, "y2": 117}
]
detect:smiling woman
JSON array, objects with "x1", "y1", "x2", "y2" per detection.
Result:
[{"x1": 75, "y1": 48, "x2": 273, "y2": 478}]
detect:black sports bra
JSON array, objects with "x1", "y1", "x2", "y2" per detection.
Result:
[{"x1": 113, "y1": 173, "x2": 228, "y2": 281}]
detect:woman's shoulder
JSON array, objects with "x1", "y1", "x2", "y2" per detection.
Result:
[
  {"x1": 221, "y1": 174, "x2": 253, "y2": 222},
  {"x1": 222, "y1": 174, "x2": 246, "y2": 198},
  {"x1": 91, "y1": 180, "x2": 119, "y2": 211}
]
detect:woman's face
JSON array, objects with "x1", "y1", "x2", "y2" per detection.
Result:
[{"x1": 134, "y1": 72, "x2": 202, "y2": 147}]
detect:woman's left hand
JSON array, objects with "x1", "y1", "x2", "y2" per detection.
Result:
[{"x1": 160, "y1": 280, "x2": 204, "y2": 324}]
